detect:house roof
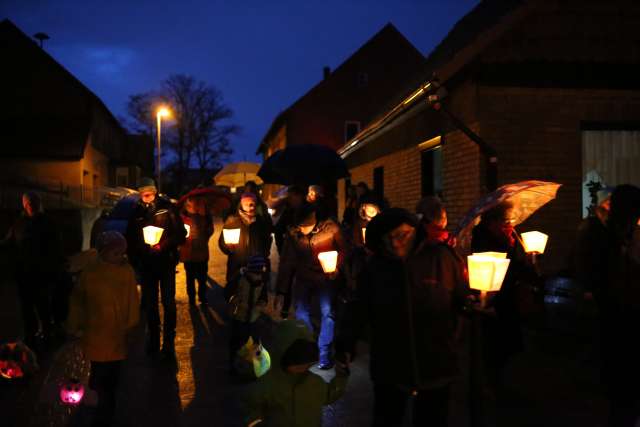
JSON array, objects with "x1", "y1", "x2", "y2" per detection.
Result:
[
  {"x1": 0, "y1": 19, "x2": 127, "y2": 160},
  {"x1": 339, "y1": 0, "x2": 532, "y2": 159},
  {"x1": 256, "y1": 23, "x2": 424, "y2": 154}
]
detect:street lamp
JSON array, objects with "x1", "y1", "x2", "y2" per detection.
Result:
[{"x1": 156, "y1": 106, "x2": 171, "y2": 193}]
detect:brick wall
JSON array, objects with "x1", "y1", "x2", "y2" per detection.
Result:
[{"x1": 349, "y1": 145, "x2": 422, "y2": 213}]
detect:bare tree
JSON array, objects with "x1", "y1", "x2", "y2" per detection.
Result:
[{"x1": 125, "y1": 74, "x2": 237, "y2": 193}]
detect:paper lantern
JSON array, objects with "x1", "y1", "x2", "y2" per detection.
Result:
[
  {"x1": 521, "y1": 231, "x2": 548, "y2": 254},
  {"x1": 317, "y1": 251, "x2": 338, "y2": 274},
  {"x1": 59, "y1": 379, "x2": 85, "y2": 405},
  {"x1": 467, "y1": 253, "x2": 510, "y2": 293},
  {"x1": 0, "y1": 360, "x2": 23, "y2": 379},
  {"x1": 236, "y1": 337, "x2": 271, "y2": 379},
  {"x1": 142, "y1": 225, "x2": 164, "y2": 246},
  {"x1": 184, "y1": 224, "x2": 191, "y2": 238},
  {"x1": 268, "y1": 208, "x2": 274, "y2": 216},
  {"x1": 223, "y1": 228, "x2": 241, "y2": 245}
]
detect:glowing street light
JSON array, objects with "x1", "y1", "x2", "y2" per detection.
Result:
[{"x1": 156, "y1": 106, "x2": 172, "y2": 193}]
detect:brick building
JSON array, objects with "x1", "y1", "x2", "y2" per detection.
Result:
[
  {"x1": 257, "y1": 23, "x2": 425, "y2": 198},
  {"x1": 338, "y1": 0, "x2": 640, "y2": 273}
]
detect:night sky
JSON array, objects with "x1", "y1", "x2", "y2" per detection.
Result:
[{"x1": 2, "y1": 0, "x2": 479, "y2": 163}]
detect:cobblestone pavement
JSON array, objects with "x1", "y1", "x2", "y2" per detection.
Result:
[{"x1": 1, "y1": 218, "x2": 611, "y2": 427}]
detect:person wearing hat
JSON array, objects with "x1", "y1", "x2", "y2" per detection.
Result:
[
  {"x1": 67, "y1": 231, "x2": 139, "y2": 427},
  {"x1": 574, "y1": 185, "x2": 613, "y2": 307},
  {"x1": 219, "y1": 191, "x2": 273, "y2": 371},
  {"x1": 125, "y1": 177, "x2": 186, "y2": 360},
  {"x1": 2, "y1": 191, "x2": 64, "y2": 351},
  {"x1": 244, "y1": 320, "x2": 349, "y2": 427},
  {"x1": 275, "y1": 202, "x2": 349, "y2": 369},
  {"x1": 335, "y1": 208, "x2": 469, "y2": 427}
]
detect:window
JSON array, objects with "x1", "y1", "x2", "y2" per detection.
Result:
[
  {"x1": 373, "y1": 166, "x2": 384, "y2": 200},
  {"x1": 421, "y1": 146, "x2": 443, "y2": 197},
  {"x1": 356, "y1": 72, "x2": 369, "y2": 89},
  {"x1": 345, "y1": 121, "x2": 361, "y2": 143}
]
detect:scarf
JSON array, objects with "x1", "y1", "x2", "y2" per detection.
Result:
[
  {"x1": 238, "y1": 208, "x2": 256, "y2": 226},
  {"x1": 424, "y1": 222, "x2": 450, "y2": 245}
]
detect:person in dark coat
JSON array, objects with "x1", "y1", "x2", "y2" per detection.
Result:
[
  {"x1": 307, "y1": 184, "x2": 333, "y2": 222},
  {"x1": 341, "y1": 185, "x2": 358, "y2": 229},
  {"x1": 573, "y1": 187, "x2": 612, "y2": 308},
  {"x1": 276, "y1": 203, "x2": 349, "y2": 369},
  {"x1": 125, "y1": 178, "x2": 186, "y2": 360},
  {"x1": 336, "y1": 208, "x2": 469, "y2": 427},
  {"x1": 274, "y1": 186, "x2": 305, "y2": 255},
  {"x1": 470, "y1": 201, "x2": 537, "y2": 389},
  {"x1": 219, "y1": 192, "x2": 273, "y2": 370},
  {"x1": 416, "y1": 196, "x2": 456, "y2": 247},
  {"x1": 2, "y1": 192, "x2": 63, "y2": 350},
  {"x1": 600, "y1": 184, "x2": 640, "y2": 427},
  {"x1": 179, "y1": 197, "x2": 214, "y2": 306}
]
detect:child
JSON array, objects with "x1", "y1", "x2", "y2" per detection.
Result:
[
  {"x1": 180, "y1": 197, "x2": 214, "y2": 305},
  {"x1": 244, "y1": 320, "x2": 349, "y2": 427},
  {"x1": 67, "y1": 231, "x2": 139, "y2": 427}
]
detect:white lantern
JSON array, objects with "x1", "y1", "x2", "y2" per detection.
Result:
[
  {"x1": 268, "y1": 208, "x2": 274, "y2": 216},
  {"x1": 184, "y1": 224, "x2": 191, "y2": 238},
  {"x1": 317, "y1": 251, "x2": 338, "y2": 274},
  {"x1": 143, "y1": 226, "x2": 164, "y2": 246},
  {"x1": 468, "y1": 253, "x2": 510, "y2": 293},
  {"x1": 223, "y1": 228, "x2": 241, "y2": 245},
  {"x1": 521, "y1": 231, "x2": 548, "y2": 254}
]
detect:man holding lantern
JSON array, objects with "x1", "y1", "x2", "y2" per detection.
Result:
[
  {"x1": 276, "y1": 202, "x2": 349, "y2": 370},
  {"x1": 125, "y1": 177, "x2": 186, "y2": 360}
]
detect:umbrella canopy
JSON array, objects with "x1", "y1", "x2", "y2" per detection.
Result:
[
  {"x1": 214, "y1": 162, "x2": 263, "y2": 188},
  {"x1": 257, "y1": 144, "x2": 349, "y2": 185},
  {"x1": 454, "y1": 180, "x2": 562, "y2": 248},
  {"x1": 177, "y1": 186, "x2": 232, "y2": 216}
]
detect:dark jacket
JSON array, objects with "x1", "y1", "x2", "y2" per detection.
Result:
[
  {"x1": 276, "y1": 218, "x2": 348, "y2": 294},
  {"x1": 3, "y1": 212, "x2": 63, "y2": 277},
  {"x1": 219, "y1": 212, "x2": 272, "y2": 286},
  {"x1": 274, "y1": 206, "x2": 295, "y2": 255},
  {"x1": 125, "y1": 196, "x2": 186, "y2": 274},
  {"x1": 337, "y1": 209, "x2": 469, "y2": 388},
  {"x1": 179, "y1": 211, "x2": 214, "y2": 263},
  {"x1": 574, "y1": 216, "x2": 608, "y2": 298}
]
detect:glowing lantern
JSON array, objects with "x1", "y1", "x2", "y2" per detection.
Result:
[
  {"x1": 361, "y1": 227, "x2": 367, "y2": 244},
  {"x1": 521, "y1": 231, "x2": 548, "y2": 254},
  {"x1": 142, "y1": 225, "x2": 164, "y2": 246},
  {"x1": 184, "y1": 224, "x2": 191, "y2": 238},
  {"x1": 268, "y1": 208, "x2": 274, "y2": 216},
  {"x1": 468, "y1": 253, "x2": 510, "y2": 307},
  {"x1": 0, "y1": 341, "x2": 37, "y2": 380},
  {"x1": 317, "y1": 251, "x2": 338, "y2": 274},
  {"x1": 59, "y1": 379, "x2": 85, "y2": 405},
  {"x1": 236, "y1": 337, "x2": 271, "y2": 379},
  {"x1": 223, "y1": 228, "x2": 241, "y2": 245},
  {"x1": 0, "y1": 360, "x2": 23, "y2": 379}
]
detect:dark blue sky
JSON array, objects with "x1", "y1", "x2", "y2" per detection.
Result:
[{"x1": 2, "y1": 0, "x2": 479, "y2": 163}]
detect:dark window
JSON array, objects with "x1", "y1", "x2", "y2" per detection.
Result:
[
  {"x1": 373, "y1": 166, "x2": 384, "y2": 200},
  {"x1": 345, "y1": 121, "x2": 361, "y2": 143},
  {"x1": 421, "y1": 146, "x2": 443, "y2": 197},
  {"x1": 357, "y1": 72, "x2": 368, "y2": 88}
]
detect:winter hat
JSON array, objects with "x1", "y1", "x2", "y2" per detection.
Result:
[
  {"x1": 294, "y1": 203, "x2": 317, "y2": 227},
  {"x1": 365, "y1": 208, "x2": 418, "y2": 253},
  {"x1": 308, "y1": 185, "x2": 324, "y2": 198},
  {"x1": 281, "y1": 338, "x2": 319, "y2": 368},
  {"x1": 137, "y1": 177, "x2": 157, "y2": 194},
  {"x1": 96, "y1": 231, "x2": 127, "y2": 254},
  {"x1": 597, "y1": 186, "x2": 614, "y2": 206},
  {"x1": 415, "y1": 196, "x2": 444, "y2": 223},
  {"x1": 240, "y1": 192, "x2": 257, "y2": 203}
]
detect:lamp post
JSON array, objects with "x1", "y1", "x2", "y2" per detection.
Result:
[{"x1": 156, "y1": 107, "x2": 171, "y2": 193}]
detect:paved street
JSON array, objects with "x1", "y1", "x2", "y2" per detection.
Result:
[{"x1": 1, "y1": 219, "x2": 611, "y2": 427}]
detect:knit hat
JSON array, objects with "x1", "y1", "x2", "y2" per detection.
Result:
[
  {"x1": 240, "y1": 192, "x2": 257, "y2": 203},
  {"x1": 294, "y1": 203, "x2": 317, "y2": 227},
  {"x1": 137, "y1": 177, "x2": 157, "y2": 194},
  {"x1": 96, "y1": 231, "x2": 127, "y2": 253},
  {"x1": 365, "y1": 208, "x2": 418, "y2": 253}
]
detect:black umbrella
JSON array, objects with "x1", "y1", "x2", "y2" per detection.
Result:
[{"x1": 257, "y1": 144, "x2": 350, "y2": 185}]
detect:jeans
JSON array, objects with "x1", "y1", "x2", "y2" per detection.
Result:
[
  {"x1": 295, "y1": 281, "x2": 335, "y2": 364},
  {"x1": 17, "y1": 273, "x2": 52, "y2": 342},
  {"x1": 184, "y1": 261, "x2": 208, "y2": 303},
  {"x1": 372, "y1": 383, "x2": 450, "y2": 427},
  {"x1": 141, "y1": 268, "x2": 176, "y2": 351},
  {"x1": 89, "y1": 360, "x2": 122, "y2": 427}
]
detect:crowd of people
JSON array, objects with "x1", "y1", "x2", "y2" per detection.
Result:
[{"x1": 2, "y1": 177, "x2": 640, "y2": 427}]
